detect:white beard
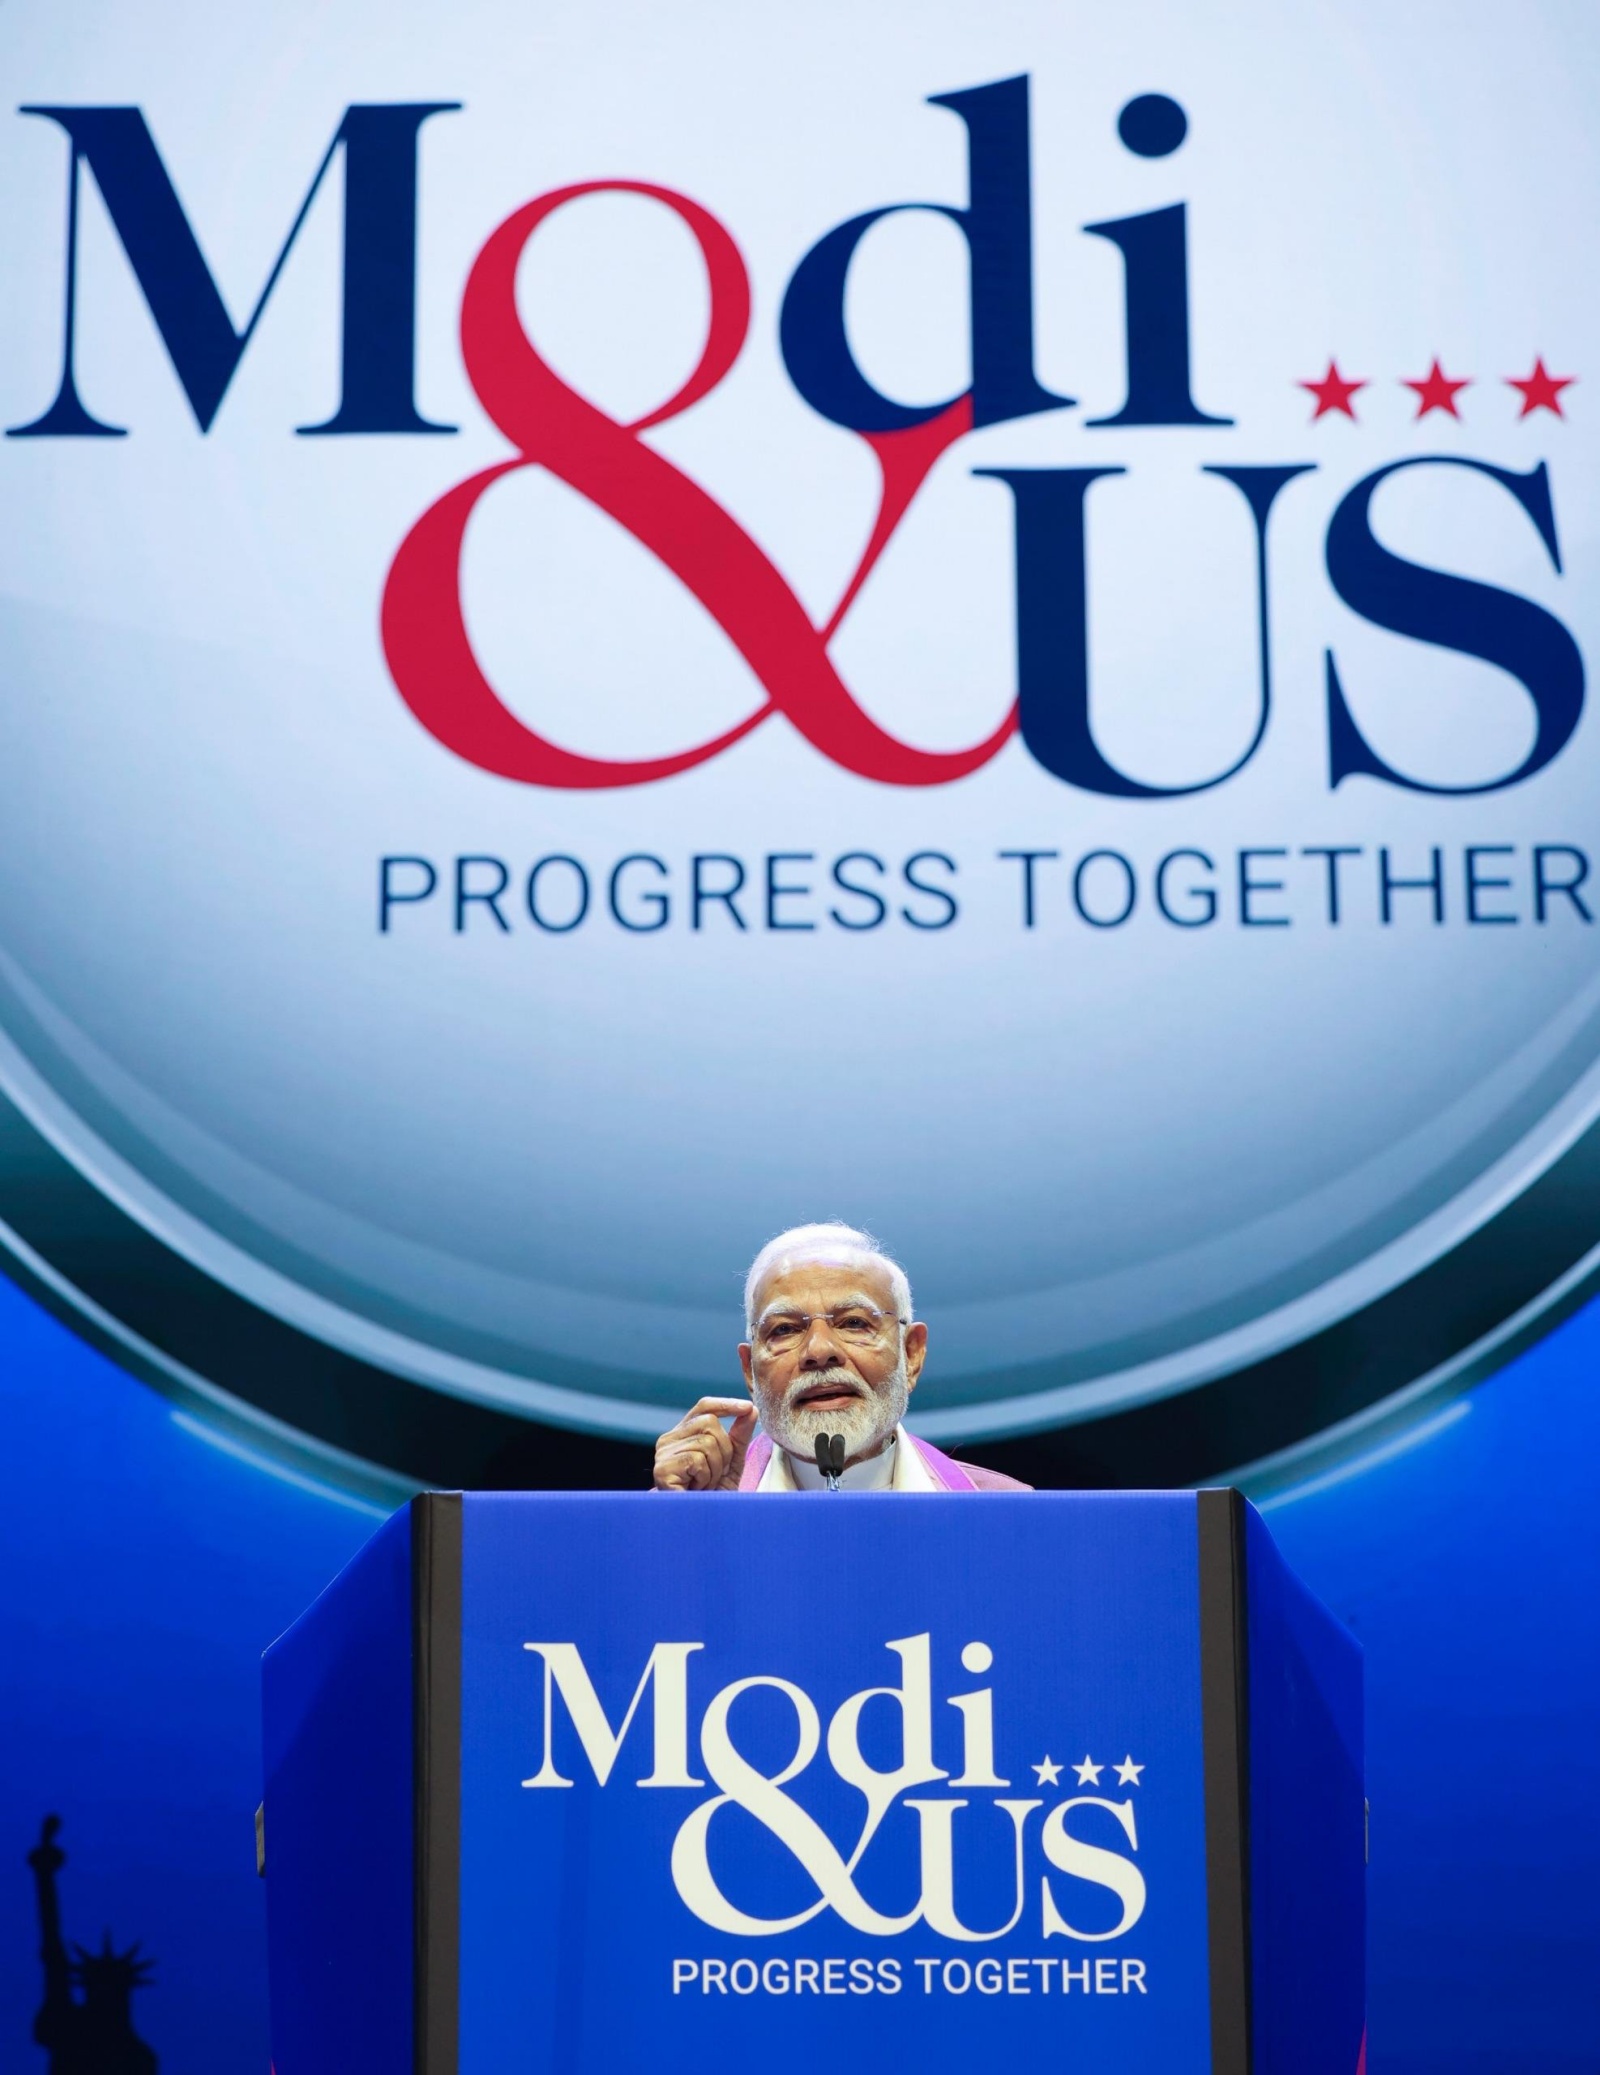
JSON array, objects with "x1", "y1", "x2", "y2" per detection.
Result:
[{"x1": 760, "y1": 1355, "x2": 910, "y2": 1467}]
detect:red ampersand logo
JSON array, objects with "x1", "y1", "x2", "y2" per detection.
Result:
[{"x1": 381, "y1": 183, "x2": 1017, "y2": 788}]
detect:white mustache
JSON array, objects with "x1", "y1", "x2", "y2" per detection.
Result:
[{"x1": 786, "y1": 1367, "x2": 865, "y2": 1412}]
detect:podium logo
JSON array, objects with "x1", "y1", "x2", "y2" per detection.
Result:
[{"x1": 521, "y1": 1635, "x2": 1146, "y2": 1942}]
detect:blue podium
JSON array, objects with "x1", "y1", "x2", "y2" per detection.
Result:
[{"x1": 261, "y1": 1491, "x2": 1363, "y2": 2075}]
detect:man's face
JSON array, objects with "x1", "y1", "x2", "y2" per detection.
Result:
[{"x1": 738, "y1": 1257, "x2": 928, "y2": 1467}]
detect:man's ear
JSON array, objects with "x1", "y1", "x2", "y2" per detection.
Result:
[
  {"x1": 903, "y1": 1321, "x2": 928, "y2": 1392},
  {"x1": 738, "y1": 1343, "x2": 755, "y2": 1392}
]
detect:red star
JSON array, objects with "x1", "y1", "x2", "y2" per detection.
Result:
[
  {"x1": 1506, "y1": 357, "x2": 1575, "y2": 418},
  {"x1": 1299, "y1": 358, "x2": 1368, "y2": 420},
  {"x1": 1402, "y1": 358, "x2": 1471, "y2": 419}
]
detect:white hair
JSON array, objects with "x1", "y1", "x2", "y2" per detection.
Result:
[{"x1": 742, "y1": 1221, "x2": 913, "y2": 1335}]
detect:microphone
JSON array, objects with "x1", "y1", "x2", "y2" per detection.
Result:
[{"x1": 814, "y1": 1432, "x2": 846, "y2": 1490}]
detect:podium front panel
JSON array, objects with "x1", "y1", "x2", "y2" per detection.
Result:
[{"x1": 459, "y1": 1491, "x2": 1215, "y2": 2073}]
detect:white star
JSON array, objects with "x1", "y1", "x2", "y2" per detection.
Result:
[
  {"x1": 1032, "y1": 1755, "x2": 1063, "y2": 1786},
  {"x1": 1072, "y1": 1754, "x2": 1103, "y2": 1786},
  {"x1": 1114, "y1": 1755, "x2": 1144, "y2": 1786}
]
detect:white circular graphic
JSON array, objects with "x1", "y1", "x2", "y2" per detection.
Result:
[{"x1": 0, "y1": 0, "x2": 1595, "y2": 1471}]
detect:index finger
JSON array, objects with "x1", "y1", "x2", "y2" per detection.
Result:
[{"x1": 681, "y1": 1396, "x2": 756, "y2": 1425}]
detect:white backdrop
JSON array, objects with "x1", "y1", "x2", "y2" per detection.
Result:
[{"x1": 0, "y1": 0, "x2": 1595, "y2": 1447}]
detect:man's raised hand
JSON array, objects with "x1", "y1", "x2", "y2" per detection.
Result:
[{"x1": 653, "y1": 1398, "x2": 757, "y2": 1491}]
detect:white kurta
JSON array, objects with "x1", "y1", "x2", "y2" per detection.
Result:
[{"x1": 754, "y1": 1424, "x2": 940, "y2": 1492}]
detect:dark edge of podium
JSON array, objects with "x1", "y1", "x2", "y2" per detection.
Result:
[
  {"x1": 1198, "y1": 1487, "x2": 1252, "y2": 2075},
  {"x1": 413, "y1": 1493, "x2": 463, "y2": 2075}
]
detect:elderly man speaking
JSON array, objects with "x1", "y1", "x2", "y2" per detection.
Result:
[{"x1": 653, "y1": 1222, "x2": 1030, "y2": 1492}]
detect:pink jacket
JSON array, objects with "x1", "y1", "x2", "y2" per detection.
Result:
[{"x1": 738, "y1": 1430, "x2": 1031, "y2": 1492}]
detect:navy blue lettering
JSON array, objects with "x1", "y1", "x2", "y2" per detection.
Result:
[
  {"x1": 1084, "y1": 185, "x2": 1232, "y2": 427},
  {"x1": 526, "y1": 855, "x2": 589, "y2": 932},
  {"x1": 1117, "y1": 95, "x2": 1189, "y2": 158},
  {"x1": 1379, "y1": 846, "x2": 1444, "y2": 924},
  {"x1": 1534, "y1": 845, "x2": 1592, "y2": 923},
  {"x1": 829, "y1": 853, "x2": 888, "y2": 930},
  {"x1": 609, "y1": 854, "x2": 669, "y2": 931},
  {"x1": 1325, "y1": 459, "x2": 1584, "y2": 794},
  {"x1": 9, "y1": 102, "x2": 457, "y2": 437},
  {"x1": 1464, "y1": 845, "x2": 1516, "y2": 925},
  {"x1": 455, "y1": 855, "x2": 510, "y2": 932},
  {"x1": 901, "y1": 852, "x2": 958, "y2": 929},
  {"x1": 765, "y1": 853, "x2": 815, "y2": 930},
  {"x1": 1155, "y1": 848, "x2": 1216, "y2": 926},
  {"x1": 976, "y1": 462, "x2": 1310, "y2": 794},
  {"x1": 1238, "y1": 848, "x2": 1289, "y2": 926},
  {"x1": 692, "y1": 855, "x2": 748, "y2": 930},
  {"x1": 999, "y1": 848, "x2": 1059, "y2": 927},
  {"x1": 1302, "y1": 845, "x2": 1362, "y2": 926},
  {"x1": 1072, "y1": 850, "x2": 1136, "y2": 927},
  {"x1": 778, "y1": 76, "x2": 1070, "y2": 433},
  {"x1": 379, "y1": 854, "x2": 436, "y2": 931}
]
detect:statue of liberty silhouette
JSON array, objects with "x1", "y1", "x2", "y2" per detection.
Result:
[{"x1": 27, "y1": 1816, "x2": 157, "y2": 2075}]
